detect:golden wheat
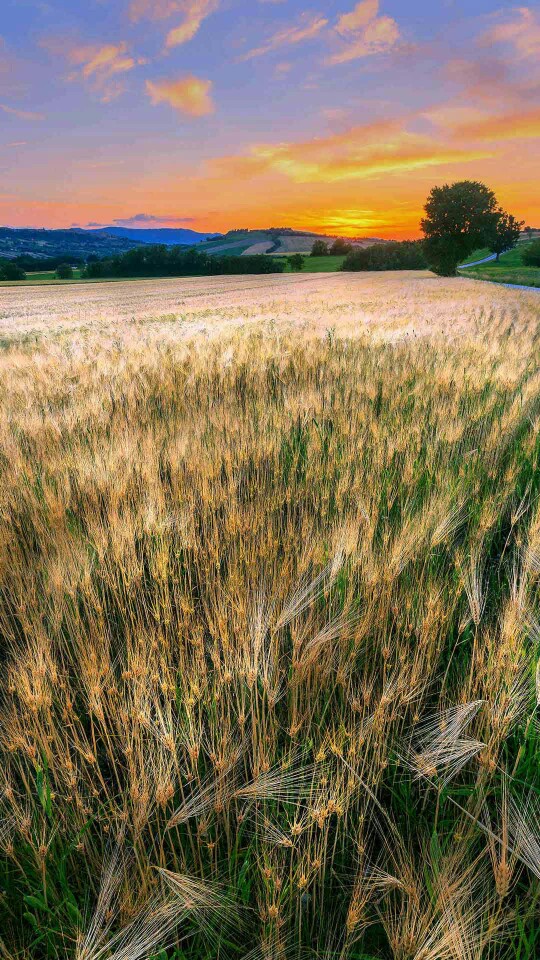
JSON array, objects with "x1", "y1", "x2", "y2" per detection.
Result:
[{"x1": 1, "y1": 274, "x2": 540, "y2": 958}]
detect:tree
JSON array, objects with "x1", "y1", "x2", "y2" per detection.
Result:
[
  {"x1": 342, "y1": 241, "x2": 427, "y2": 272},
  {"x1": 0, "y1": 261, "x2": 26, "y2": 281},
  {"x1": 488, "y1": 211, "x2": 523, "y2": 260},
  {"x1": 522, "y1": 239, "x2": 540, "y2": 267},
  {"x1": 329, "y1": 238, "x2": 352, "y2": 256},
  {"x1": 311, "y1": 239, "x2": 328, "y2": 257},
  {"x1": 287, "y1": 254, "x2": 305, "y2": 271},
  {"x1": 56, "y1": 263, "x2": 74, "y2": 279},
  {"x1": 421, "y1": 180, "x2": 501, "y2": 276}
]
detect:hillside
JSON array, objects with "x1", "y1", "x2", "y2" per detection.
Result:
[
  {"x1": 196, "y1": 228, "x2": 392, "y2": 256},
  {"x1": 0, "y1": 227, "x2": 142, "y2": 261},
  {"x1": 87, "y1": 226, "x2": 221, "y2": 246}
]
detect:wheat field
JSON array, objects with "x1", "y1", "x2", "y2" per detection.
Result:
[{"x1": 1, "y1": 273, "x2": 540, "y2": 959}]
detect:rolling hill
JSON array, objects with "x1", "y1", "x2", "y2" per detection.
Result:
[
  {"x1": 195, "y1": 228, "x2": 393, "y2": 256},
  {"x1": 0, "y1": 227, "x2": 142, "y2": 261}
]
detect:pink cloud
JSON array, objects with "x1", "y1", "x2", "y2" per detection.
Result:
[
  {"x1": 328, "y1": 0, "x2": 400, "y2": 64},
  {"x1": 146, "y1": 75, "x2": 215, "y2": 116},
  {"x1": 238, "y1": 14, "x2": 328, "y2": 61}
]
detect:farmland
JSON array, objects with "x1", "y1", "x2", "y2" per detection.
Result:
[{"x1": 2, "y1": 272, "x2": 540, "y2": 960}]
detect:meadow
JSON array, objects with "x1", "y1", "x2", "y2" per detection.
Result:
[
  {"x1": 1, "y1": 272, "x2": 540, "y2": 960},
  {"x1": 461, "y1": 242, "x2": 540, "y2": 289}
]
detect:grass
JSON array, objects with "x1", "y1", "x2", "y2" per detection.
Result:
[
  {"x1": 461, "y1": 242, "x2": 540, "y2": 288},
  {"x1": 459, "y1": 248, "x2": 491, "y2": 265},
  {"x1": 0, "y1": 256, "x2": 345, "y2": 287},
  {"x1": 1, "y1": 276, "x2": 540, "y2": 960},
  {"x1": 0, "y1": 270, "x2": 188, "y2": 287},
  {"x1": 282, "y1": 255, "x2": 346, "y2": 273}
]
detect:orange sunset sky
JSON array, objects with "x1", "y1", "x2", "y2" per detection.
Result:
[{"x1": 1, "y1": 0, "x2": 539, "y2": 238}]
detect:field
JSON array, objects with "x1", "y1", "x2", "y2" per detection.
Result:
[
  {"x1": 2, "y1": 272, "x2": 540, "y2": 960},
  {"x1": 462, "y1": 243, "x2": 540, "y2": 288},
  {"x1": 282, "y1": 255, "x2": 345, "y2": 273}
]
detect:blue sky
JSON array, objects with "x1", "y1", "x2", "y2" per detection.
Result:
[{"x1": 1, "y1": 0, "x2": 538, "y2": 235}]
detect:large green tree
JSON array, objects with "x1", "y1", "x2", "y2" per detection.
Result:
[{"x1": 421, "y1": 180, "x2": 501, "y2": 276}]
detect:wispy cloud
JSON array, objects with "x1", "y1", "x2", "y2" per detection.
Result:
[
  {"x1": 146, "y1": 75, "x2": 215, "y2": 116},
  {"x1": 64, "y1": 42, "x2": 147, "y2": 101},
  {"x1": 238, "y1": 13, "x2": 328, "y2": 61},
  {"x1": 129, "y1": 0, "x2": 219, "y2": 49},
  {"x1": 480, "y1": 6, "x2": 540, "y2": 59},
  {"x1": 452, "y1": 106, "x2": 540, "y2": 142},
  {"x1": 0, "y1": 103, "x2": 44, "y2": 120},
  {"x1": 327, "y1": 0, "x2": 400, "y2": 64},
  {"x1": 211, "y1": 119, "x2": 490, "y2": 184}
]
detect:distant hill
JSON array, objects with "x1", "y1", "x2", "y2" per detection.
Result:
[
  {"x1": 0, "y1": 227, "x2": 142, "y2": 261},
  {"x1": 0, "y1": 224, "x2": 394, "y2": 263},
  {"x1": 88, "y1": 226, "x2": 222, "y2": 246},
  {"x1": 195, "y1": 228, "x2": 393, "y2": 257}
]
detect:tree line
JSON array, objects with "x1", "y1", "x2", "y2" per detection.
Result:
[{"x1": 82, "y1": 246, "x2": 284, "y2": 278}]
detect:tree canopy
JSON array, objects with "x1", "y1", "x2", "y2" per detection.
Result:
[
  {"x1": 342, "y1": 241, "x2": 426, "y2": 272},
  {"x1": 82, "y1": 245, "x2": 285, "y2": 279},
  {"x1": 310, "y1": 239, "x2": 329, "y2": 257},
  {"x1": 488, "y1": 212, "x2": 523, "y2": 260},
  {"x1": 421, "y1": 181, "x2": 502, "y2": 276}
]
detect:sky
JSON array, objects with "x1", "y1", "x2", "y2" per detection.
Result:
[{"x1": 0, "y1": 0, "x2": 539, "y2": 238}]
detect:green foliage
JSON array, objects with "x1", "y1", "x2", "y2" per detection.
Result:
[
  {"x1": 287, "y1": 253, "x2": 305, "y2": 271},
  {"x1": 55, "y1": 263, "x2": 74, "y2": 280},
  {"x1": 342, "y1": 240, "x2": 426, "y2": 272},
  {"x1": 82, "y1": 245, "x2": 285, "y2": 278},
  {"x1": 488, "y1": 211, "x2": 523, "y2": 259},
  {"x1": 421, "y1": 180, "x2": 501, "y2": 276},
  {"x1": 310, "y1": 239, "x2": 329, "y2": 257},
  {"x1": 522, "y1": 239, "x2": 540, "y2": 267},
  {"x1": 329, "y1": 237, "x2": 352, "y2": 255},
  {"x1": 0, "y1": 260, "x2": 27, "y2": 280}
]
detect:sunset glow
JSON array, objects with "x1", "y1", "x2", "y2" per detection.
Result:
[{"x1": 1, "y1": 0, "x2": 539, "y2": 237}]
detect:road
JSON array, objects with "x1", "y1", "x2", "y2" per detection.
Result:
[
  {"x1": 458, "y1": 252, "x2": 540, "y2": 293},
  {"x1": 458, "y1": 253, "x2": 497, "y2": 268}
]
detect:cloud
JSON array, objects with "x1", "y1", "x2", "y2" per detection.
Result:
[
  {"x1": 166, "y1": 0, "x2": 219, "y2": 47},
  {"x1": 480, "y1": 6, "x2": 540, "y2": 59},
  {"x1": 112, "y1": 213, "x2": 196, "y2": 225},
  {"x1": 63, "y1": 42, "x2": 147, "y2": 101},
  {"x1": 129, "y1": 0, "x2": 219, "y2": 48},
  {"x1": 0, "y1": 103, "x2": 44, "y2": 120},
  {"x1": 328, "y1": 1, "x2": 399, "y2": 64},
  {"x1": 146, "y1": 75, "x2": 214, "y2": 116},
  {"x1": 210, "y1": 119, "x2": 491, "y2": 184},
  {"x1": 335, "y1": 0, "x2": 379, "y2": 35},
  {"x1": 452, "y1": 106, "x2": 540, "y2": 143},
  {"x1": 7, "y1": 141, "x2": 27, "y2": 147},
  {"x1": 238, "y1": 13, "x2": 328, "y2": 61}
]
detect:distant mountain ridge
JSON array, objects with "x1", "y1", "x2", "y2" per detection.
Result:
[{"x1": 87, "y1": 226, "x2": 222, "y2": 246}]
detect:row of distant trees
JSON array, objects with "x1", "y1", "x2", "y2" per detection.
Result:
[
  {"x1": 309, "y1": 181, "x2": 532, "y2": 276},
  {"x1": 82, "y1": 246, "x2": 284, "y2": 278},
  {"x1": 0, "y1": 260, "x2": 74, "y2": 281}
]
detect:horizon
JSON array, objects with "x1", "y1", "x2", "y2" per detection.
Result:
[{"x1": 1, "y1": 0, "x2": 539, "y2": 238}]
